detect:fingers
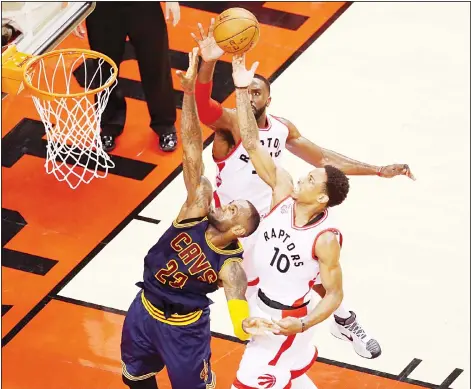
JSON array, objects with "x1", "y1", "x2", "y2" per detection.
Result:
[
  {"x1": 175, "y1": 70, "x2": 185, "y2": 84},
  {"x1": 208, "y1": 18, "x2": 215, "y2": 38},
  {"x1": 73, "y1": 23, "x2": 86, "y2": 39},
  {"x1": 165, "y1": 3, "x2": 170, "y2": 21},
  {"x1": 232, "y1": 54, "x2": 243, "y2": 67},
  {"x1": 400, "y1": 164, "x2": 416, "y2": 181},
  {"x1": 197, "y1": 22, "x2": 206, "y2": 40},
  {"x1": 190, "y1": 32, "x2": 200, "y2": 44},
  {"x1": 272, "y1": 318, "x2": 290, "y2": 329},
  {"x1": 172, "y1": 5, "x2": 180, "y2": 27},
  {"x1": 250, "y1": 61, "x2": 259, "y2": 75},
  {"x1": 189, "y1": 47, "x2": 200, "y2": 70}
]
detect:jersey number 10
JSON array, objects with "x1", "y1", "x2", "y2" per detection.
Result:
[{"x1": 270, "y1": 247, "x2": 303, "y2": 273}]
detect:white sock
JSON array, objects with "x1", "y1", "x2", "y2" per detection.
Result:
[
  {"x1": 291, "y1": 374, "x2": 318, "y2": 389},
  {"x1": 334, "y1": 303, "x2": 352, "y2": 319}
]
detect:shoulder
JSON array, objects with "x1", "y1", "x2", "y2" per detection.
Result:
[
  {"x1": 270, "y1": 115, "x2": 291, "y2": 127},
  {"x1": 270, "y1": 116, "x2": 300, "y2": 139},
  {"x1": 218, "y1": 257, "x2": 245, "y2": 281},
  {"x1": 313, "y1": 230, "x2": 341, "y2": 262}
]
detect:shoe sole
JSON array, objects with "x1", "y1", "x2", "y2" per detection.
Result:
[{"x1": 330, "y1": 322, "x2": 382, "y2": 359}]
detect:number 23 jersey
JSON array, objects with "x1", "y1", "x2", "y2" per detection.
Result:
[
  {"x1": 142, "y1": 217, "x2": 244, "y2": 313},
  {"x1": 254, "y1": 197, "x2": 343, "y2": 307}
]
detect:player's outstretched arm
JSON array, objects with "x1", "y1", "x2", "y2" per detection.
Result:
[
  {"x1": 273, "y1": 231, "x2": 343, "y2": 336},
  {"x1": 192, "y1": 19, "x2": 238, "y2": 131},
  {"x1": 219, "y1": 260, "x2": 278, "y2": 340},
  {"x1": 284, "y1": 118, "x2": 415, "y2": 179},
  {"x1": 232, "y1": 54, "x2": 293, "y2": 205},
  {"x1": 175, "y1": 48, "x2": 211, "y2": 220}
]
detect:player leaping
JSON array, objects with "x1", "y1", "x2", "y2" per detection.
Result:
[
  {"x1": 120, "y1": 48, "x2": 275, "y2": 389},
  {"x1": 192, "y1": 19, "x2": 415, "y2": 359},
  {"x1": 232, "y1": 53, "x2": 349, "y2": 389}
]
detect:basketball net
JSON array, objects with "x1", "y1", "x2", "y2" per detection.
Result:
[{"x1": 2, "y1": 46, "x2": 118, "y2": 189}]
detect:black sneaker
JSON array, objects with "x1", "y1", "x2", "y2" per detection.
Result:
[
  {"x1": 101, "y1": 135, "x2": 116, "y2": 152},
  {"x1": 159, "y1": 132, "x2": 177, "y2": 152}
]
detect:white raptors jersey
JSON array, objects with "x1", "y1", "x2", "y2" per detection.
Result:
[
  {"x1": 213, "y1": 114, "x2": 289, "y2": 218},
  {"x1": 254, "y1": 197, "x2": 343, "y2": 307}
]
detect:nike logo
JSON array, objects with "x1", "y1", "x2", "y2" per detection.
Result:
[{"x1": 342, "y1": 333, "x2": 353, "y2": 342}]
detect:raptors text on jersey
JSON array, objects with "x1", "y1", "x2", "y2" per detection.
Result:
[
  {"x1": 254, "y1": 197, "x2": 343, "y2": 307},
  {"x1": 213, "y1": 114, "x2": 289, "y2": 218}
]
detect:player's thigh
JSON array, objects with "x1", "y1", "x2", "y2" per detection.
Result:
[
  {"x1": 286, "y1": 330, "x2": 319, "y2": 373},
  {"x1": 158, "y1": 310, "x2": 215, "y2": 389},
  {"x1": 235, "y1": 329, "x2": 292, "y2": 389},
  {"x1": 121, "y1": 294, "x2": 165, "y2": 380}
]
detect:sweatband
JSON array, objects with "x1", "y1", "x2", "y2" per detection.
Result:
[{"x1": 227, "y1": 299, "x2": 250, "y2": 341}]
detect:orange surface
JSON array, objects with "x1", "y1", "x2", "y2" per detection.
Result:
[
  {"x1": 1, "y1": 3, "x2": 428, "y2": 389},
  {"x1": 1, "y1": 300, "x2": 426, "y2": 389},
  {"x1": 1, "y1": 1, "x2": 348, "y2": 338}
]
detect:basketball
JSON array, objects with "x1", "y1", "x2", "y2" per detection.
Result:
[{"x1": 213, "y1": 8, "x2": 260, "y2": 55}]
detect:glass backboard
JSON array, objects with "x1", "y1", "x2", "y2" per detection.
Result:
[{"x1": 2, "y1": 1, "x2": 95, "y2": 99}]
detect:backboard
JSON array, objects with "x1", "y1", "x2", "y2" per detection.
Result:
[{"x1": 2, "y1": 1, "x2": 95, "y2": 99}]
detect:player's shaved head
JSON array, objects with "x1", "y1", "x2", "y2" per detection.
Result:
[
  {"x1": 235, "y1": 200, "x2": 260, "y2": 237},
  {"x1": 253, "y1": 74, "x2": 271, "y2": 95},
  {"x1": 208, "y1": 200, "x2": 260, "y2": 237}
]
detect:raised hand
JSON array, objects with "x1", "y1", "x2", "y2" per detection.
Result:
[
  {"x1": 165, "y1": 2, "x2": 180, "y2": 27},
  {"x1": 379, "y1": 164, "x2": 416, "y2": 180},
  {"x1": 176, "y1": 47, "x2": 200, "y2": 93},
  {"x1": 191, "y1": 19, "x2": 224, "y2": 62},
  {"x1": 232, "y1": 54, "x2": 259, "y2": 88}
]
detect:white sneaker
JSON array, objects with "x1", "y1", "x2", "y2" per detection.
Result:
[{"x1": 330, "y1": 311, "x2": 382, "y2": 359}]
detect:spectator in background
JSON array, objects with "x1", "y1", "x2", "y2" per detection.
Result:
[{"x1": 76, "y1": 2, "x2": 180, "y2": 152}]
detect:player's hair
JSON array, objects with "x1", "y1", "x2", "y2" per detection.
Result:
[
  {"x1": 244, "y1": 201, "x2": 261, "y2": 237},
  {"x1": 254, "y1": 74, "x2": 271, "y2": 95},
  {"x1": 324, "y1": 165, "x2": 350, "y2": 208}
]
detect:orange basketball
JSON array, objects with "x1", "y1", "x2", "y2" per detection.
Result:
[{"x1": 213, "y1": 8, "x2": 260, "y2": 55}]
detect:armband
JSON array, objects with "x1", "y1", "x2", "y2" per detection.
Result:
[{"x1": 227, "y1": 299, "x2": 250, "y2": 341}]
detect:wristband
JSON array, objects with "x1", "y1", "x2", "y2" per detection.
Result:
[
  {"x1": 227, "y1": 299, "x2": 250, "y2": 341},
  {"x1": 377, "y1": 166, "x2": 384, "y2": 177},
  {"x1": 300, "y1": 317, "x2": 307, "y2": 333}
]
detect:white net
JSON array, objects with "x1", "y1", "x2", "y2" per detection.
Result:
[{"x1": 24, "y1": 50, "x2": 117, "y2": 189}]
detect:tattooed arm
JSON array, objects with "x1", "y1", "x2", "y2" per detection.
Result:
[
  {"x1": 232, "y1": 55, "x2": 293, "y2": 210},
  {"x1": 175, "y1": 48, "x2": 213, "y2": 221},
  {"x1": 219, "y1": 260, "x2": 277, "y2": 340}
]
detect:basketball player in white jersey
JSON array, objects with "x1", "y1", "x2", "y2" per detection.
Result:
[
  {"x1": 192, "y1": 19, "x2": 414, "y2": 359},
  {"x1": 229, "y1": 53, "x2": 351, "y2": 389}
]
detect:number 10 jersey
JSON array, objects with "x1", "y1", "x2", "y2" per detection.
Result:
[{"x1": 253, "y1": 196, "x2": 343, "y2": 307}]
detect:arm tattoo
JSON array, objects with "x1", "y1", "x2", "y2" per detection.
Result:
[
  {"x1": 181, "y1": 92, "x2": 204, "y2": 197},
  {"x1": 222, "y1": 261, "x2": 248, "y2": 301},
  {"x1": 235, "y1": 89, "x2": 259, "y2": 151}
]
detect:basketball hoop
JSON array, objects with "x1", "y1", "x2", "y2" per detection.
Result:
[{"x1": 2, "y1": 45, "x2": 118, "y2": 189}]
